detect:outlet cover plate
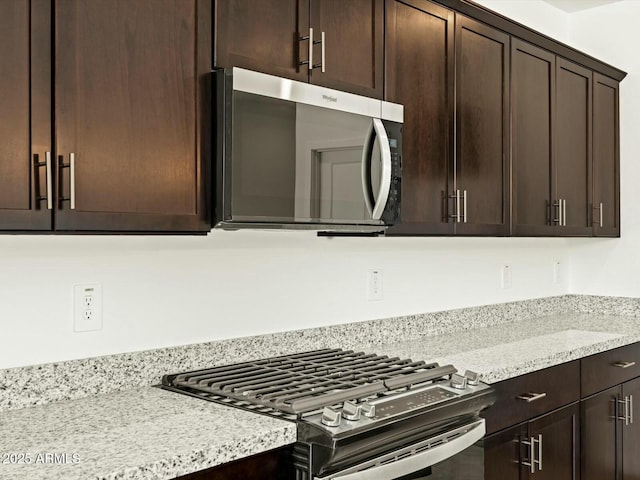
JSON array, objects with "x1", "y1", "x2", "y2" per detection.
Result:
[{"x1": 73, "y1": 283, "x2": 102, "y2": 332}]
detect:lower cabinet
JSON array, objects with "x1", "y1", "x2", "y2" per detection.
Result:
[
  {"x1": 173, "y1": 447, "x2": 291, "y2": 480},
  {"x1": 582, "y1": 377, "x2": 640, "y2": 480},
  {"x1": 484, "y1": 403, "x2": 580, "y2": 480}
]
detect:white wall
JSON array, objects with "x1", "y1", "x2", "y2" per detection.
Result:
[
  {"x1": 0, "y1": 0, "x2": 577, "y2": 370},
  {"x1": 566, "y1": 3, "x2": 640, "y2": 295},
  {"x1": 0, "y1": 233, "x2": 570, "y2": 369},
  {"x1": 475, "y1": 0, "x2": 571, "y2": 43}
]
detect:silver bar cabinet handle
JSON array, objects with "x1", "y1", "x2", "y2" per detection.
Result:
[
  {"x1": 522, "y1": 435, "x2": 542, "y2": 473},
  {"x1": 630, "y1": 395, "x2": 634, "y2": 424},
  {"x1": 562, "y1": 199, "x2": 567, "y2": 226},
  {"x1": 308, "y1": 28, "x2": 314, "y2": 71},
  {"x1": 70, "y1": 153, "x2": 76, "y2": 210},
  {"x1": 553, "y1": 200, "x2": 561, "y2": 225},
  {"x1": 298, "y1": 28, "x2": 314, "y2": 70},
  {"x1": 617, "y1": 396, "x2": 630, "y2": 426},
  {"x1": 516, "y1": 392, "x2": 547, "y2": 403},
  {"x1": 600, "y1": 202, "x2": 604, "y2": 227},
  {"x1": 463, "y1": 190, "x2": 468, "y2": 223},
  {"x1": 538, "y1": 434, "x2": 543, "y2": 471},
  {"x1": 45, "y1": 152, "x2": 53, "y2": 210},
  {"x1": 321, "y1": 31, "x2": 326, "y2": 72},
  {"x1": 613, "y1": 361, "x2": 636, "y2": 369}
]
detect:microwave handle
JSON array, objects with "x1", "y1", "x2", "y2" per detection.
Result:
[
  {"x1": 361, "y1": 119, "x2": 392, "y2": 220},
  {"x1": 316, "y1": 419, "x2": 486, "y2": 480}
]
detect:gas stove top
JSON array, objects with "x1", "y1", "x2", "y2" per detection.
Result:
[{"x1": 161, "y1": 348, "x2": 495, "y2": 479}]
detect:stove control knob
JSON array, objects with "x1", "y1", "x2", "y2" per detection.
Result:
[
  {"x1": 450, "y1": 373, "x2": 468, "y2": 390},
  {"x1": 361, "y1": 402, "x2": 376, "y2": 418},
  {"x1": 342, "y1": 401, "x2": 362, "y2": 421},
  {"x1": 464, "y1": 370, "x2": 481, "y2": 386},
  {"x1": 321, "y1": 407, "x2": 342, "y2": 427}
]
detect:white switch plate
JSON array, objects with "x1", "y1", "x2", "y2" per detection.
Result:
[
  {"x1": 501, "y1": 264, "x2": 512, "y2": 289},
  {"x1": 73, "y1": 283, "x2": 102, "y2": 332},
  {"x1": 368, "y1": 269, "x2": 383, "y2": 301}
]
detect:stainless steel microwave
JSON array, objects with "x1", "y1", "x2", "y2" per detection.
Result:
[{"x1": 213, "y1": 68, "x2": 403, "y2": 233}]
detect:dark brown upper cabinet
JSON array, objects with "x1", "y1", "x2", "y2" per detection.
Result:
[
  {"x1": 555, "y1": 58, "x2": 593, "y2": 236},
  {"x1": 0, "y1": 0, "x2": 51, "y2": 231},
  {"x1": 511, "y1": 40, "x2": 556, "y2": 236},
  {"x1": 593, "y1": 73, "x2": 620, "y2": 237},
  {"x1": 54, "y1": 0, "x2": 211, "y2": 232},
  {"x1": 215, "y1": 0, "x2": 384, "y2": 99},
  {"x1": 513, "y1": 39, "x2": 597, "y2": 237},
  {"x1": 384, "y1": 0, "x2": 454, "y2": 235},
  {"x1": 454, "y1": 15, "x2": 510, "y2": 236},
  {"x1": 0, "y1": 0, "x2": 211, "y2": 233},
  {"x1": 386, "y1": 4, "x2": 509, "y2": 236}
]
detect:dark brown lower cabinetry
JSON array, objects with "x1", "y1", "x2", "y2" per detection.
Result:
[
  {"x1": 582, "y1": 377, "x2": 640, "y2": 480},
  {"x1": 173, "y1": 447, "x2": 292, "y2": 480},
  {"x1": 484, "y1": 403, "x2": 580, "y2": 480}
]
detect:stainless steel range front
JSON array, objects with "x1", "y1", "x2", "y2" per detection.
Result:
[{"x1": 162, "y1": 349, "x2": 494, "y2": 480}]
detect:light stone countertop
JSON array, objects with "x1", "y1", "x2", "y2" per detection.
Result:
[
  {"x1": 2, "y1": 311, "x2": 640, "y2": 480},
  {"x1": 369, "y1": 313, "x2": 640, "y2": 383},
  {"x1": 0, "y1": 386, "x2": 296, "y2": 480}
]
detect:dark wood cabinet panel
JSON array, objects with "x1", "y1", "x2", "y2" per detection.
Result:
[
  {"x1": 0, "y1": 0, "x2": 52, "y2": 230},
  {"x1": 482, "y1": 361, "x2": 580, "y2": 435},
  {"x1": 174, "y1": 447, "x2": 292, "y2": 480},
  {"x1": 54, "y1": 0, "x2": 210, "y2": 232},
  {"x1": 555, "y1": 58, "x2": 592, "y2": 236},
  {"x1": 454, "y1": 15, "x2": 509, "y2": 236},
  {"x1": 484, "y1": 423, "x2": 525, "y2": 480},
  {"x1": 214, "y1": 0, "x2": 383, "y2": 98},
  {"x1": 385, "y1": 0, "x2": 454, "y2": 235},
  {"x1": 593, "y1": 73, "x2": 620, "y2": 237},
  {"x1": 214, "y1": 0, "x2": 308, "y2": 83},
  {"x1": 582, "y1": 343, "x2": 640, "y2": 397},
  {"x1": 622, "y1": 377, "x2": 640, "y2": 479},
  {"x1": 310, "y1": 0, "x2": 383, "y2": 98},
  {"x1": 511, "y1": 39, "x2": 556, "y2": 236},
  {"x1": 529, "y1": 402, "x2": 580, "y2": 480},
  {"x1": 581, "y1": 386, "x2": 619, "y2": 480}
]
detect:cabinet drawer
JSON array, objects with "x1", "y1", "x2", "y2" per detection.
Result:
[
  {"x1": 582, "y1": 342, "x2": 640, "y2": 397},
  {"x1": 482, "y1": 360, "x2": 580, "y2": 435}
]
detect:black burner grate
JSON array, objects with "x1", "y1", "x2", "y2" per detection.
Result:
[{"x1": 163, "y1": 349, "x2": 456, "y2": 415}]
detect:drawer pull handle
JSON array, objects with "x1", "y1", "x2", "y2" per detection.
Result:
[
  {"x1": 516, "y1": 392, "x2": 547, "y2": 403},
  {"x1": 613, "y1": 361, "x2": 636, "y2": 369}
]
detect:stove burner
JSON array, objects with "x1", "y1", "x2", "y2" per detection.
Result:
[{"x1": 163, "y1": 348, "x2": 456, "y2": 416}]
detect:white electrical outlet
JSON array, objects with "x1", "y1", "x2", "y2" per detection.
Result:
[
  {"x1": 554, "y1": 260, "x2": 562, "y2": 284},
  {"x1": 501, "y1": 264, "x2": 512, "y2": 289},
  {"x1": 368, "y1": 269, "x2": 383, "y2": 301},
  {"x1": 74, "y1": 284, "x2": 102, "y2": 332}
]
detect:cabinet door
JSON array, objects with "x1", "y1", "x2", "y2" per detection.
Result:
[
  {"x1": 454, "y1": 15, "x2": 509, "y2": 236},
  {"x1": 592, "y1": 73, "x2": 620, "y2": 237},
  {"x1": 484, "y1": 423, "x2": 525, "y2": 480},
  {"x1": 622, "y1": 378, "x2": 640, "y2": 479},
  {"x1": 215, "y1": 0, "x2": 308, "y2": 83},
  {"x1": 582, "y1": 387, "x2": 619, "y2": 480},
  {"x1": 555, "y1": 58, "x2": 592, "y2": 236},
  {"x1": 0, "y1": 0, "x2": 51, "y2": 230},
  {"x1": 309, "y1": 0, "x2": 384, "y2": 98},
  {"x1": 385, "y1": 0, "x2": 455, "y2": 235},
  {"x1": 511, "y1": 40, "x2": 556, "y2": 236},
  {"x1": 55, "y1": 0, "x2": 210, "y2": 232},
  {"x1": 528, "y1": 403, "x2": 580, "y2": 480}
]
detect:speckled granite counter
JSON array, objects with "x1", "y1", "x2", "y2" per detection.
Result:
[
  {"x1": 3, "y1": 298, "x2": 640, "y2": 480},
  {"x1": 370, "y1": 313, "x2": 640, "y2": 383},
  {"x1": 0, "y1": 387, "x2": 296, "y2": 480}
]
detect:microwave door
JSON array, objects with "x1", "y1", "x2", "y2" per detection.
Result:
[{"x1": 361, "y1": 119, "x2": 392, "y2": 220}]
